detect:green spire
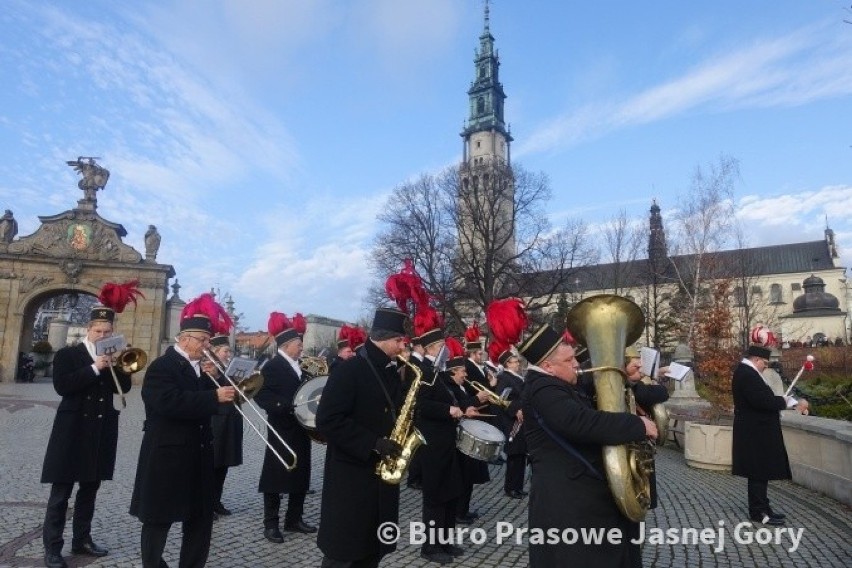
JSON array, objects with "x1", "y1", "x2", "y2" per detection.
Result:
[{"x1": 462, "y1": 0, "x2": 512, "y2": 141}]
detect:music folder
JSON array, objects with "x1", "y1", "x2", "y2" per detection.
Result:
[
  {"x1": 95, "y1": 335, "x2": 127, "y2": 356},
  {"x1": 225, "y1": 357, "x2": 257, "y2": 380}
]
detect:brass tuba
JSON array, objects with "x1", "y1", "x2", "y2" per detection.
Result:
[
  {"x1": 115, "y1": 347, "x2": 148, "y2": 374},
  {"x1": 566, "y1": 294, "x2": 655, "y2": 523},
  {"x1": 376, "y1": 357, "x2": 427, "y2": 484},
  {"x1": 640, "y1": 376, "x2": 670, "y2": 446}
]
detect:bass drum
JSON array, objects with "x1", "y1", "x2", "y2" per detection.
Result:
[
  {"x1": 456, "y1": 419, "x2": 505, "y2": 462},
  {"x1": 293, "y1": 375, "x2": 328, "y2": 444}
]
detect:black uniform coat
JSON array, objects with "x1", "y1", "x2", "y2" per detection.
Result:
[
  {"x1": 254, "y1": 354, "x2": 311, "y2": 493},
  {"x1": 210, "y1": 374, "x2": 244, "y2": 468},
  {"x1": 316, "y1": 340, "x2": 404, "y2": 560},
  {"x1": 41, "y1": 343, "x2": 132, "y2": 484},
  {"x1": 731, "y1": 362, "x2": 792, "y2": 480},
  {"x1": 495, "y1": 370, "x2": 526, "y2": 456},
  {"x1": 524, "y1": 369, "x2": 647, "y2": 568},
  {"x1": 448, "y1": 380, "x2": 491, "y2": 485},
  {"x1": 414, "y1": 368, "x2": 463, "y2": 505},
  {"x1": 129, "y1": 347, "x2": 219, "y2": 523}
]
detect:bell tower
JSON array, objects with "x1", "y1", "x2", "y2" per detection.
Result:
[{"x1": 457, "y1": 1, "x2": 516, "y2": 291}]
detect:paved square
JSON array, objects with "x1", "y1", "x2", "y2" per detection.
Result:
[{"x1": 1, "y1": 382, "x2": 849, "y2": 567}]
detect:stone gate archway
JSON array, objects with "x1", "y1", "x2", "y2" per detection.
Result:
[{"x1": 0, "y1": 162, "x2": 174, "y2": 382}]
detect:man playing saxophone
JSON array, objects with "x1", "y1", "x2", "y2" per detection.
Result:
[{"x1": 315, "y1": 306, "x2": 409, "y2": 568}]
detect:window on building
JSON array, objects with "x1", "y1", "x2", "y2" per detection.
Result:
[
  {"x1": 770, "y1": 283, "x2": 783, "y2": 303},
  {"x1": 791, "y1": 283, "x2": 801, "y2": 291},
  {"x1": 477, "y1": 97, "x2": 485, "y2": 115},
  {"x1": 734, "y1": 286, "x2": 745, "y2": 306}
]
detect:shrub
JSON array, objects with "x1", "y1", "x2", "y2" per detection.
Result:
[{"x1": 31, "y1": 340, "x2": 54, "y2": 354}]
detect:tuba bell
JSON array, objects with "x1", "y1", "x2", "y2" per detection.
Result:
[{"x1": 566, "y1": 294, "x2": 655, "y2": 523}]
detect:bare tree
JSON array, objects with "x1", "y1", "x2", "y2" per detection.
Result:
[
  {"x1": 369, "y1": 163, "x2": 595, "y2": 326},
  {"x1": 587, "y1": 209, "x2": 645, "y2": 294},
  {"x1": 668, "y1": 154, "x2": 740, "y2": 343}
]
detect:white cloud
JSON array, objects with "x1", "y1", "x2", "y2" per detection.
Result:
[{"x1": 519, "y1": 20, "x2": 852, "y2": 157}]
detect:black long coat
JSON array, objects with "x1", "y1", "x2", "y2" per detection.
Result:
[
  {"x1": 495, "y1": 370, "x2": 526, "y2": 456},
  {"x1": 524, "y1": 369, "x2": 647, "y2": 568},
  {"x1": 448, "y1": 380, "x2": 491, "y2": 485},
  {"x1": 254, "y1": 354, "x2": 311, "y2": 493},
  {"x1": 316, "y1": 340, "x2": 404, "y2": 561},
  {"x1": 732, "y1": 362, "x2": 792, "y2": 480},
  {"x1": 415, "y1": 371, "x2": 464, "y2": 505},
  {"x1": 129, "y1": 347, "x2": 219, "y2": 524},
  {"x1": 41, "y1": 343, "x2": 132, "y2": 484},
  {"x1": 210, "y1": 374, "x2": 244, "y2": 469}
]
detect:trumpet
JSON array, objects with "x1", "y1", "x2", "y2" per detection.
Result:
[
  {"x1": 464, "y1": 379, "x2": 511, "y2": 409},
  {"x1": 202, "y1": 348, "x2": 298, "y2": 471}
]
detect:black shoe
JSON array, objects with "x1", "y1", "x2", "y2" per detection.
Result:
[
  {"x1": 407, "y1": 481, "x2": 422, "y2": 490},
  {"x1": 284, "y1": 520, "x2": 317, "y2": 534},
  {"x1": 751, "y1": 514, "x2": 785, "y2": 526},
  {"x1": 455, "y1": 515, "x2": 473, "y2": 525},
  {"x1": 505, "y1": 490, "x2": 525, "y2": 499},
  {"x1": 71, "y1": 539, "x2": 109, "y2": 557},
  {"x1": 44, "y1": 552, "x2": 68, "y2": 568},
  {"x1": 213, "y1": 502, "x2": 232, "y2": 515},
  {"x1": 769, "y1": 510, "x2": 786, "y2": 521},
  {"x1": 466, "y1": 510, "x2": 480, "y2": 519},
  {"x1": 264, "y1": 527, "x2": 284, "y2": 543},
  {"x1": 306, "y1": 488, "x2": 317, "y2": 495},
  {"x1": 420, "y1": 550, "x2": 453, "y2": 564},
  {"x1": 443, "y1": 544, "x2": 464, "y2": 557}
]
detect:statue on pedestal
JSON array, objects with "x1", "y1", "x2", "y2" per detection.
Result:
[
  {"x1": 144, "y1": 225, "x2": 161, "y2": 262},
  {"x1": 66, "y1": 157, "x2": 110, "y2": 203},
  {"x1": 0, "y1": 209, "x2": 18, "y2": 244}
]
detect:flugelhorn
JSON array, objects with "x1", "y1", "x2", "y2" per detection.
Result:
[
  {"x1": 202, "y1": 348, "x2": 297, "y2": 471},
  {"x1": 464, "y1": 378, "x2": 511, "y2": 409}
]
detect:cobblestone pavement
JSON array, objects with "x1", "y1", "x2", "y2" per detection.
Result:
[{"x1": 1, "y1": 382, "x2": 850, "y2": 568}]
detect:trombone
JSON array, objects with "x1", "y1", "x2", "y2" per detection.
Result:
[
  {"x1": 202, "y1": 348, "x2": 298, "y2": 471},
  {"x1": 464, "y1": 378, "x2": 511, "y2": 409}
]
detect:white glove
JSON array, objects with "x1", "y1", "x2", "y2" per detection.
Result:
[{"x1": 784, "y1": 396, "x2": 798, "y2": 408}]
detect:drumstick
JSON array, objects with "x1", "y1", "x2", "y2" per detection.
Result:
[
  {"x1": 294, "y1": 395, "x2": 322, "y2": 407},
  {"x1": 784, "y1": 355, "x2": 815, "y2": 397}
]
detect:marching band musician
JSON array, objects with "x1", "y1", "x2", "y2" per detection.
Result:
[
  {"x1": 415, "y1": 329, "x2": 468, "y2": 565},
  {"x1": 329, "y1": 325, "x2": 356, "y2": 373},
  {"x1": 405, "y1": 334, "x2": 426, "y2": 491},
  {"x1": 201, "y1": 334, "x2": 244, "y2": 517},
  {"x1": 521, "y1": 322, "x2": 658, "y2": 568},
  {"x1": 129, "y1": 293, "x2": 236, "y2": 568},
  {"x1": 315, "y1": 306, "x2": 410, "y2": 568},
  {"x1": 41, "y1": 281, "x2": 140, "y2": 568},
  {"x1": 254, "y1": 311, "x2": 315, "y2": 543},
  {"x1": 493, "y1": 347, "x2": 528, "y2": 498},
  {"x1": 446, "y1": 336, "x2": 491, "y2": 525},
  {"x1": 624, "y1": 346, "x2": 669, "y2": 509}
]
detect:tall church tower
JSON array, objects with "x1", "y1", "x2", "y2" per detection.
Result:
[{"x1": 457, "y1": 1, "x2": 515, "y2": 293}]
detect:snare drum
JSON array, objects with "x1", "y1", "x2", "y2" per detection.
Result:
[
  {"x1": 293, "y1": 375, "x2": 328, "y2": 444},
  {"x1": 456, "y1": 419, "x2": 505, "y2": 461}
]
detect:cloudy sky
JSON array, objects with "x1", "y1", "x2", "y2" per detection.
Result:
[{"x1": 1, "y1": 0, "x2": 851, "y2": 330}]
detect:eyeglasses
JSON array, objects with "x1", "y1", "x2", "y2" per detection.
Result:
[{"x1": 185, "y1": 334, "x2": 210, "y2": 344}]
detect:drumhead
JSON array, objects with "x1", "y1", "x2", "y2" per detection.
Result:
[
  {"x1": 459, "y1": 419, "x2": 506, "y2": 442},
  {"x1": 293, "y1": 375, "x2": 328, "y2": 430}
]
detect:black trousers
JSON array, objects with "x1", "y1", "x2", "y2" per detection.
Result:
[
  {"x1": 455, "y1": 484, "x2": 473, "y2": 518},
  {"x1": 504, "y1": 454, "x2": 526, "y2": 492},
  {"x1": 140, "y1": 517, "x2": 213, "y2": 568},
  {"x1": 213, "y1": 467, "x2": 228, "y2": 505},
  {"x1": 43, "y1": 481, "x2": 100, "y2": 554},
  {"x1": 422, "y1": 497, "x2": 458, "y2": 554},
  {"x1": 320, "y1": 554, "x2": 382, "y2": 568},
  {"x1": 406, "y1": 452, "x2": 423, "y2": 486},
  {"x1": 263, "y1": 492, "x2": 306, "y2": 528},
  {"x1": 747, "y1": 478, "x2": 771, "y2": 517}
]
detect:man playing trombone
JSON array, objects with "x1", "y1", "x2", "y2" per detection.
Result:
[
  {"x1": 41, "y1": 281, "x2": 139, "y2": 568},
  {"x1": 254, "y1": 311, "x2": 316, "y2": 542},
  {"x1": 129, "y1": 293, "x2": 236, "y2": 568}
]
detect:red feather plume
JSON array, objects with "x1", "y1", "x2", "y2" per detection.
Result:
[
  {"x1": 385, "y1": 259, "x2": 429, "y2": 313},
  {"x1": 292, "y1": 313, "x2": 307, "y2": 335},
  {"x1": 349, "y1": 327, "x2": 367, "y2": 349},
  {"x1": 98, "y1": 280, "x2": 145, "y2": 313},
  {"x1": 485, "y1": 298, "x2": 528, "y2": 346},
  {"x1": 445, "y1": 336, "x2": 465, "y2": 359},
  {"x1": 338, "y1": 324, "x2": 353, "y2": 342},
  {"x1": 562, "y1": 330, "x2": 577, "y2": 346},
  {"x1": 464, "y1": 321, "x2": 482, "y2": 344},
  {"x1": 488, "y1": 340, "x2": 508, "y2": 364},
  {"x1": 414, "y1": 304, "x2": 444, "y2": 336},
  {"x1": 268, "y1": 311, "x2": 292, "y2": 336},
  {"x1": 181, "y1": 293, "x2": 232, "y2": 335}
]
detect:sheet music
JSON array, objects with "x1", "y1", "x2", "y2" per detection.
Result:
[
  {"x1": 640, "y1": 347, "x2": 659, "y2": 378},
  {"x1": 95, "y1": 335, "x2": 127, "y2": 356},
  {"x1": 225, "y1": 357, "x2": 257, "y2": 381},
  {"x1": 665, "y1": 362, "x2": 691, "y2": 381}
]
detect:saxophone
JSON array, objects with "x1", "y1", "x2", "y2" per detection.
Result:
[{"x1": 375, "y1": 357, "x2": 427, "y2": 484}]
